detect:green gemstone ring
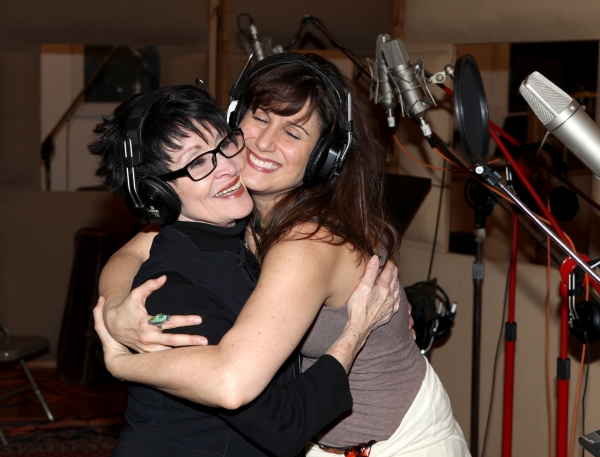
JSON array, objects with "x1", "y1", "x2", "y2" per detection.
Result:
[{"x1": 148, "y1": 313, "x2": 170, "y2": 329}]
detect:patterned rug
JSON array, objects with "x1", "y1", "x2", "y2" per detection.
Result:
[
  {"x1": 0, "y1": 418, "x2": 123, "y2": 457},
  {"x1": 0, "y1": 365, "x2": 127, "y2": 457}
]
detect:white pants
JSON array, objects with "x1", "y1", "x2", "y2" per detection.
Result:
[{"x1": 306, "y1": 359, "x2": 470, "y2": 456}]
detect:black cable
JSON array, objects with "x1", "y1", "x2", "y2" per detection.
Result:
[
  {"x1": 481, "y1": 239, "x2": 512, "y2": 457},
  {"x1": 283, "y1": 16, "x2": 310, "y2": 51},
  {"x1": 237, "y1": 13, "x2": 253, "y2": 40},
  {"x1": 582, "y1": 333, "x2": 591, "y2": 457},
  {"x1": 306, "y1": 16, "x2": 361, "y2": 58},
  {"x1": 426, "y1": 167, "x2": 445, "y2": 281},
  {"x1": 283, "y1": 15, "x2": 372, "y2": 86}
]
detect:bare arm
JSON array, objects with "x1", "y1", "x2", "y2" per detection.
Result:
[
  {"x1": 97, "y1": 233, "x2": 399, "y2": 409},
  {"x1": 100, "y1": 226, "x2": 208, "y2": 351}
]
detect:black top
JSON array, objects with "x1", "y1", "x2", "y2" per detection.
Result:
[{"x1": 114, "y1": 221, "x2": 352, "y2": 457}]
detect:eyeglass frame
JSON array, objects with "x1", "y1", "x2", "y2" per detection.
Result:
[{"x1": 159, "y1": 128, "x2": 245, "y2": 182}]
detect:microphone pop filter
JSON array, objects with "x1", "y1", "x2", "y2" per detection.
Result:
[{"x1": 454, "y1": 55, "x2": 490, "y2": 166}]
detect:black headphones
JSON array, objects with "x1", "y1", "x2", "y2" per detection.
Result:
[
  {"x1": 122, "y1": 92, "x2": 181, "y2": 225},
  {"x1": 227, "y1": 53, "x2": 354, "y2": 184},
  {"x1": 404, "y1": 279, "x2": 457, "y2": 355},
  {"x1": 567, "y1": 261, "x2": 600, "y2": 344},
  {"x1": 569, "y1": 300, "x2": 600, "y2": 344}
]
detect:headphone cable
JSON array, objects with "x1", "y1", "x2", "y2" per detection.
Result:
[
  {"x1": 426, "y1": 166, "x2": 445, "y2": 282},
  {"x1": 581, "y1": 334, "x2": 591, "y2": 457},
  {"x1": 236, "y1": 13, "x2": 254, "y2": 41}
]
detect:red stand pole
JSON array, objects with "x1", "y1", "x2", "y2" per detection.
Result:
[
  {"x1": 556, "y1": 289, "x2": 570, "y2": 457},
  {"x1": 556, "y1": 256, "x2": 597, "y2": 457},
  {"x1": 438, "y1": 83, "x2": 573, "y2": 457},
  {"x1": 438, "y1": 80, "x2": 600, "y2": 457},
  {"x1": 501, "y1": 212, "x2": 519, "y2": 457}
]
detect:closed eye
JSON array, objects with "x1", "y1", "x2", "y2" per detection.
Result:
[{"x1": 252, "y1": 115, "x2": 268, "y2": 124}]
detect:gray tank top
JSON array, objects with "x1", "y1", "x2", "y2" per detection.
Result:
[{"x1": 300, "y1": 284, "x2": 426, "y2": 447}]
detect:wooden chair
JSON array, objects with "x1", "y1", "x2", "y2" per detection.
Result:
[{"x1": 0, "y1": 310, "x2": 54, "y2": 445}]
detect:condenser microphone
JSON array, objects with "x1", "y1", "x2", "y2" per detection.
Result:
[
  {"x1": 381, "y1": 37, "x2": 435, "y2": 144},
  {"x1": 519, "y1": 71, "x2": 600, "y2": 179},
  {"x1": 369, "y1": 34, "x2": 397, "y2": 128},
  {"x1": 248, "y1": 21, "x2": 268, "y2": 63}
]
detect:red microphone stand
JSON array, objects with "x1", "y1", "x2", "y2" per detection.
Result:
[
  {"x1": 501, "y1": 211, "x2": 519, "y2": 457},
  {"x1": 438, "y1": 80, "x2": 600, "y2": 457},
  {"x1": 557, "y1": 256, "x2": 600, "y2": 457},
  {"x1": 475, "y1": 160, "x2": 600, "y2": 457},
  {"x1": 439, "y1": 81, "x2": 560, "y2": 457}
]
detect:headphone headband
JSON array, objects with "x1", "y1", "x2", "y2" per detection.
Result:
[
  {"x1": 121, "y1": 90, "x2": 181, "y2": 225},
  {"x1": 230, "y1": 53, "x2": 348, "y2": 110},
  {"x1": 122, "y1": 93, "x2": 161, "y2": 168}
]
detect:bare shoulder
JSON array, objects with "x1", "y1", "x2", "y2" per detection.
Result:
[
  {"x1": 266, "y1": 223, "x2": 345, "y2": 265},
  {"x1": 263, "y1": 223, "x2": 366, "y2": 308}
]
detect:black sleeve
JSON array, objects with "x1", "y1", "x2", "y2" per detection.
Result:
[
  {"x1": 146, "y1": 272, "x2": 353, "y2": 457},
  {"x1": 145, "y1": 272, "x2": 238, "y2": 344},
  {"x1": 221, "y1": 354, "x2": 352, "y2": 457}
]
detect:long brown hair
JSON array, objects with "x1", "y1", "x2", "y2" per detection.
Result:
[{"x1": 246, "y1": 53, "x2": 399, "y2": 264}]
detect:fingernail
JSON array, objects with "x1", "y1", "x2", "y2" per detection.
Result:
[{"x1": 193, "y1": 318, "x2": 202, "y2": 324}]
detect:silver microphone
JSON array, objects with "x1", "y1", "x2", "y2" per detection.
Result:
[
  {"x1": 368, "y1": 34, "x2": 397, "y2": 128},
  {"x1": 519, "y1": 71, "x2": 600, "y2": 179},
  {"x1": 248, "y1": 21, "x2": 268, "y2": 62},
  {"x1": 381, "y1": 37, "x2": 435, "y2": 140}
]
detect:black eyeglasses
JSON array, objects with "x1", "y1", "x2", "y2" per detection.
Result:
[{"x1": 159, "y1": 129, "x2": 245, "y2": 182}]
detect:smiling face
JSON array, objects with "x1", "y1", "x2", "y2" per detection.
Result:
[
  {"x1": 238, "y1": 102, "x2": 322, "y2": 201},
  {"x1": 166, "y1": 126, "x2": 254, "y2": 227}
]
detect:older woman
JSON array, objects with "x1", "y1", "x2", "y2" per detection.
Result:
[
  {"x1": 89, "y1": 84, "x2": 400, "y2": 457},
  {"x1": 96, "y1": 53, "x2": 468, "y2": 456}
]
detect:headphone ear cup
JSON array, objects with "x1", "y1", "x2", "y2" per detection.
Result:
[
  {"x1": 228, "y1": 100, "x2": 248, "y2": 129},
  {"x1": 304, "y1": 136, "x2": 333, "y2": 184},
  {"x1": 549, "y1": 185, "x2": 579, "y2": 222},
  {"x1": 569, "y1": 301, "x2": 600, "y2": 344},
  {"x1": 133, "y1": 177, "x2": 181, "y2": 225},
  {"x1": 434, "y1": 314, "x2": 453, "y2": 338}
]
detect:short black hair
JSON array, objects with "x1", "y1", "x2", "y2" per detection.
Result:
[{"x1": 89, "y1": 85, "x2": 230, "y2": 194}]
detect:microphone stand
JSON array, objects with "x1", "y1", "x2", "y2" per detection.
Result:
[
  {"x1": 476, "y1": 164, "x2": 600, "y2": 457},
  {"x1": 487, "y1": 125, "x2": 600, "y2": 457},
  {"x1": 424, "y1": 66, "x2": 600, "y2": 457},
  {"x1": 465, "y1": 178, "x2": 498, "y2": 456},
  {"x1": 502, "y1": 211, "x2": 519, "y2": 457}
]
